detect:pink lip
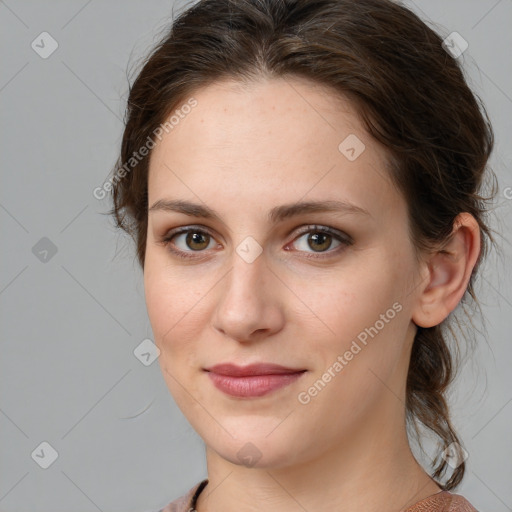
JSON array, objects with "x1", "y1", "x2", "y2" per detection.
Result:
[
  {"x1": 205, "y1": 363, "x2": 305, "y2": 376},
  {"x1": 204, "y1": 363, "x2": 307, "y2": 398}
]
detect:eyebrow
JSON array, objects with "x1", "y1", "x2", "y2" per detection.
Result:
[{"x1": 148, "y1": 198, "x2": 371, "y2": 224}]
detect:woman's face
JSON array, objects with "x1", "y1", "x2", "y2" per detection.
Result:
[{"x1": 144, "y1": 77, "x2": 425, "y2": 468}]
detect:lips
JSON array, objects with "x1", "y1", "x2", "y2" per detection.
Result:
[
  {"x1": 204, "y1": 363, "x2": 306, "y2": 377},
  {"x1": 204, "y1": 363, "x2": 307, "y2": 398}
]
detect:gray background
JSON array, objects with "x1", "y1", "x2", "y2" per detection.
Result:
[{"x1": 1, "y1": 0, "x2": 511, "y2": 511}]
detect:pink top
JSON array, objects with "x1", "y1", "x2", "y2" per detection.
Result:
[{"x1": 157, "y1": 479, "x2": 478, "y2": 512}]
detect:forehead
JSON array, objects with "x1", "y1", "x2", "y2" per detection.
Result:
[
  {"x1": 161, "y1": 76, "x2": 364, "y2": 150},
  {"x1": 147, "y1": 76, "x2": 403, "y2": 224}
]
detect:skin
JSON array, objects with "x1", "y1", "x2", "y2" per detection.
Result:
[{"x1": 143, "y1": 76, "x2": 481, "y2": 512}]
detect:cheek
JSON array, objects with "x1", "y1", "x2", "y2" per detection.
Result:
[
  {"x1": 304, "y1": 250, "x2": 412, "y2": 384},
  {"x1": 296, "y1": 276, "x2": 409, "y2": 436},
  {"x1": 144, "y1": 268, "x2": 208, "y2": 408},
  {"x1": 144, "y1": 261, "x2": 204, "y2": 359},
  {"x1": 308, "y1": 266, "x2": 401, "y2": 343}
]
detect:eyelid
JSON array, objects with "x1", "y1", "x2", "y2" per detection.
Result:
[{"x1": 291, "y1": 224, "x2": 353, "y2": 245}]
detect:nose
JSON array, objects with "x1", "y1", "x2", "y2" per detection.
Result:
[{"x1": 211, "y1": 248, "x2": 285, "y2": 344}]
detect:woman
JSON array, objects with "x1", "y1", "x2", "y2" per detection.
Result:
[{"x1": 108, "y1": 0, "x2": 497, "y2": 510}]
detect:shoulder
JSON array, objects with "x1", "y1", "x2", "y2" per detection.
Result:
[
  {"x1": 405, "y1": 490, "x2": 479, "y2": 512},
  {"x1": 157, "y1": 479, "x2": 209, "y2": 512}
]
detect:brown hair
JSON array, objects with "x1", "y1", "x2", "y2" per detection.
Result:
[{"x1": 108, "y1": 0, "x2": 498, "y2": 490}]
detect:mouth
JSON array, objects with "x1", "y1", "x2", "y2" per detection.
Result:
[{"x1": 203, "y1": 363, "x2": 307, "y2": 398}]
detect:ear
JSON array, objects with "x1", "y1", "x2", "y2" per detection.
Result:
[{"x1": 411, "y1": 212, "x2": 481, "y2": 328}]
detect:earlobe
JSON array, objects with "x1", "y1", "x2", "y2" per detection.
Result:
[{"x1": 411, "y1": 213, "x2": 481, "y2": 328}]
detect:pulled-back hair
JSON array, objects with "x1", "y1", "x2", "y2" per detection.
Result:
[{"x1": 108, "y1": 0, "x2": 498, "y2": 490}]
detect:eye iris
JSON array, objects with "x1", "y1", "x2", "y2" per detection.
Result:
[
  {"x1": 308, "y1": 232, "x2": 331, "y2": 252},
  {"x1": 186, "y1": 231, "x2": 209, "y2": 250}
]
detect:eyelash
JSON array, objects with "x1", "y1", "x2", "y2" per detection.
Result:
[{"x1": 159, "y1": 224, "x2": 353, "y2": 261}]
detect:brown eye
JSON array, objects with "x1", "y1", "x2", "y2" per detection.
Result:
[
  {"x1": 289, "y1": 225, "x2": 352, "y2": 258},
  {"x1": 161, "y1": 224, "x2": 352, "y2": 261},
  {"x1": 161, "y1": 227, "x2": 217, "y2": 259},
  {"x1": 306, "y1": 232, "x2": 333, "y2": 252},
  {"x1": 183, "y1": 231, "x2": 211, "y2": 251}
]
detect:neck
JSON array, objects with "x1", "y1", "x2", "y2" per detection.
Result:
[{"x1": 195, "y1": 409, "x2": 441, "y2": 512}]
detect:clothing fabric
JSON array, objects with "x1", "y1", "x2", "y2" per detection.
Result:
[{"x1": 158, "y1": 479, "x2": 478, "y2": 512}]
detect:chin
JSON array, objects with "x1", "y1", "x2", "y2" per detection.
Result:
[{"x1": 203, "y1": 424, "x2": 304, "y2": 469}]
